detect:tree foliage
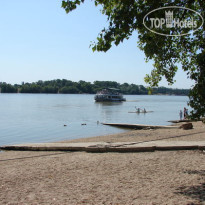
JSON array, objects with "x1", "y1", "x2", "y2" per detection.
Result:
[
  {"x1": 0, "y1": 82, "x2": 17, "y2": 93},
  {"x1": 61, "y1": 0, "x2": 205, "y2": 119},
  {"x1": 0, "y1": 80, "x2": 189, "y2": 95}
]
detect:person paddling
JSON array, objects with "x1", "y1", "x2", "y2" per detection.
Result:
[{"x1": 135, "y1": 106, "x2": 140, "y2": 113}]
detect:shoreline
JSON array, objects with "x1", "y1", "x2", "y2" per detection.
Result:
[
  {"x1": 1, "y1": 121, "x2": 205, "y2": 150},
  {"x1": 59, "y1": 121, "x2": 205, "y2": 143},
  {"x1": 0, "y1": 121, "x2": 205, "y2": 204},
  {"x1": 0, "y1": 121, "x2": 176, "y2": 148}
]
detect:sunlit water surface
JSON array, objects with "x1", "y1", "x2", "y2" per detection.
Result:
[{"x1": 0, "y1": 94, "x2": 189, "y2": 146}]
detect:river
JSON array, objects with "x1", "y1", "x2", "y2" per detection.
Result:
[{"x1": 0, "y1": 94, "x2": 189, "y2": 146}]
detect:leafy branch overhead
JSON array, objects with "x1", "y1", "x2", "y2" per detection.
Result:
[{"x1": 62, "y1": 0, "x2": 205, "y2": 119}]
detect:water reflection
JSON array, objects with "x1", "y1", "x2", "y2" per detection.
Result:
[{"x1": 94, "y1": 102, "x2": 123, "y2": 106}]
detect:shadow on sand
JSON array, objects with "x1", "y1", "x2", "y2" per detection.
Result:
[{"x1": 175, "y1": 170, "x2": 205, "y2": 203}]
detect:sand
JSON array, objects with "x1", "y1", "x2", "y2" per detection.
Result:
[{"x1": 0, "y1": 121, "x2": 205, "y2": 205}]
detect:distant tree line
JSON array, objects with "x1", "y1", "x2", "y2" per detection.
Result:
[{"x1": 0, "y1": 79, "x2": 190, "y2": 95}]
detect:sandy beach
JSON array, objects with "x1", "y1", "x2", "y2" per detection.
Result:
[{"x1": 0, "y1": 121, "x2": 205, "y2": 205}]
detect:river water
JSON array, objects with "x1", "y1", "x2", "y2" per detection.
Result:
[{"x1": 0, "y1": 94, "x2": 189, "y2": 146}]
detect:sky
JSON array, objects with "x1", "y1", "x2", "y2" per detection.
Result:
[{"x1": 0, "y1": 0, "x2": 193, "y2": 88}]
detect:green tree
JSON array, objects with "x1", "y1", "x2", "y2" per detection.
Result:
[
  {"x1": 77, "y1": 80, "x2": 94, "y2": 93},
  {"x1": 0, "y1": 80, "x2": 189, "y2": 95},
  {"x1": 62, "y1": 0, "x2": 205, "y2": 119},
  {"x1": 59, "y1": 86, "x2": 79, "y2": 94},
  {"x1": 0, "y1": 83, "x2": 17, "y2": 93},
  {"x1": 42, "y1": 86, "x2": 58, "y2": 93}
]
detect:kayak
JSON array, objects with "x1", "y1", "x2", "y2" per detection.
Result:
[{"x1": 128, "y1": 111, "x2": 153, "y2": 113}]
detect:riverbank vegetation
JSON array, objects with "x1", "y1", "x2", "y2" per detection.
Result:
[{"x1": 0, "y1": 80, "x2": 189, "y2": 95}]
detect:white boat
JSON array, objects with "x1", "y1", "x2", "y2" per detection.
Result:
[{"x1": 94, "y1": 88, "x2": 126, "y2": 102}]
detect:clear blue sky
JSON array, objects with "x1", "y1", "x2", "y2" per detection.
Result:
[{"x1": 0, "y1": 0, "x2": 193, "y2": 88}]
